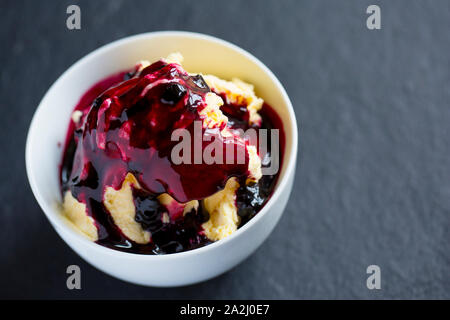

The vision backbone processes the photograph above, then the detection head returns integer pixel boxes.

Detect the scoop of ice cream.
[68,56,250,203]
[62,54,263,247]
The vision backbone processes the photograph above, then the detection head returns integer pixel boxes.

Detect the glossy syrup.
[61,61,284,254]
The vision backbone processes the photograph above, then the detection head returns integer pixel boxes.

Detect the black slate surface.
[0,0,449,299]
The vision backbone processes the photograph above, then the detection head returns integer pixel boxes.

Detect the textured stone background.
[0,0,449,299]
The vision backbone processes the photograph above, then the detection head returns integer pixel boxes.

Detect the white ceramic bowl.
[26,31,298,287]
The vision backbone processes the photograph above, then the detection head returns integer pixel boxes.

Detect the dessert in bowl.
[26,31,297,286]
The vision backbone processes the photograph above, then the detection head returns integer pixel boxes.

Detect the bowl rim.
[25,30,298,261]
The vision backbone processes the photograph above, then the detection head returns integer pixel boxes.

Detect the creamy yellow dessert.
[60,53,274,254]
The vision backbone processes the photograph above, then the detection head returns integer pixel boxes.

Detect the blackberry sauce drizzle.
[60,61,284,254]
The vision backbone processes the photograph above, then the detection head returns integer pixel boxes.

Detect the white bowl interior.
[26,32,297,260]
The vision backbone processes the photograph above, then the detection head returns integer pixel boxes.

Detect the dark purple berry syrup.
[60,60,284,254]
